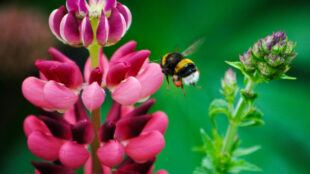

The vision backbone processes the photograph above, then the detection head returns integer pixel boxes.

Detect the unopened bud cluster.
[239,30,297,81]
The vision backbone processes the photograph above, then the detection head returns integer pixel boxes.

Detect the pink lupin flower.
[97,99,168,166]
[22,48,83,112]
[25,101,94,169]
[84,41,164,106]
[49,0,131,47]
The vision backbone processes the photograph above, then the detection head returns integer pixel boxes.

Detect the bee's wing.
[181,38,205,57]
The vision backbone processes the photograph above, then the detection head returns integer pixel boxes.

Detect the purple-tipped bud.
[97,14,109,45]
[66,0,79,13]
[39,116,73,140]
[49,6,67,42]
[222,68,236,88]
[99,121,116,142]
[80,17,94,46]
[104,0,117,12]
[79,0,89,16]
[72,120,95,144]
[89,67,103,85]
[221,68,237,103]
[116,2,132,29]
[60,12,81,45]
[107,8,127,45]
[239,49,255,71]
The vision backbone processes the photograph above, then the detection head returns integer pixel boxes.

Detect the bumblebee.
[160,39,202,95]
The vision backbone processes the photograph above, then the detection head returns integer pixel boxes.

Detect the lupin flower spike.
[235,30,297,82]
[49,0,131,47]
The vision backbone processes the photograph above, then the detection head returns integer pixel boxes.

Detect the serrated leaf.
[229,160,262,173]
[200,129,216,158]
[209,99,230,127]
[280,74,296,80]
[233,145,261,157]
[225,61,243,70]
[240,119,265,127]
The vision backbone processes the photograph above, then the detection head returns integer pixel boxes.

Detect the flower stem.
[88,17,102,174]
[221,78,255,153]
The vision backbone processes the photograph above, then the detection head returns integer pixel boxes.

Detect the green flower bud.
[239,49,256,71]
[221,68,237,104]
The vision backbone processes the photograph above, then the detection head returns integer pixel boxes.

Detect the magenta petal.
[43,81,78,111]
[39,116,73,140]
[59,141,90,169]
[27,131,63,161]
[80,17,94,46]
[48,47,75,64]
[108,8,126,41]
[123,50,151,77]
[63,99,89,124]
[105,101,121,122]
[89,67,103,85]
[96,15,109,45]
[84,158,112,174]
[106,61,129,87]
[116,158,155,174]
[22,77,50,109]
[84,53,109,85]
[24,115,50,137]
[49,6,67,41]
[124,99,155,118]
[99,121,116,142]
[142,111,168,135]
[104,0,116,12]
[79,0,89,15]
[110,41,136,61]
[115,115,152,141]
[136,63,164,99]
[156,170,169,174]
[121,106,135,118]
[97,140,124,167]
[66,0,79,12]
[60,12,81,44]
[32,161,75,174]
[82,82,105,111]
[116,2,132,29]
[125,131,165,163]
[112,77,141,105]
[72,120,95,144]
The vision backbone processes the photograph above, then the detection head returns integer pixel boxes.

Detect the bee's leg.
[165,75,170,90]
[193,83,202,88]
[181,83,186,97]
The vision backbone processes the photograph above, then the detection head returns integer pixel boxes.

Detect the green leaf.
[280,74,296,80]
[200,129,216,158]
[243,107,263,120]
[233,145,261,157]
[225,61,243,70]
[229,160,262,173]
[209,99,230,127]
[240,119,265,127]
[193,146,208,152]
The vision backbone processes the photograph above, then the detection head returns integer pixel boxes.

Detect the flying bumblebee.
[160,39,203,96]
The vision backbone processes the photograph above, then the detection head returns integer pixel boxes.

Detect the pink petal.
[142,111,168,135]
[97,140,125,167]
[125,131,165,163]
[64,99,89,124]
[105,101,121,122]
[60,12,81,44]
[116,158,155,174]
[112,77,141,106]
[121,106,134,118]
[66,0,79,12]
[22,77,50,109]
[156,170,169,174]
[136,63,164,99]
[39,116,73,140]
[96,15,109,45]
[72,120,95,144]
[59,141,90,169]
[124,99,155,118]
[115,115,152,141]
[32,161,75,174]
[104,0,116,12]
[110,41,136,62]
[89,67,103,85]
[49,6,67,41]
[63,106,76,124]
[123,50,151,77]
[79,0,89,15]
[116,2,132,29]
[108,8,126,42]
[48,47,75,64]
[27,131,63,161]
[23,115,50,137]
[82,82,105,111]
[43,81,78,111]
[80,17,94,46]
[84,53,109,85]
[106,61,129,87]
[84,158,112,174]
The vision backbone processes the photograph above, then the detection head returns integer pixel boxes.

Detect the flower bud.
[59,141,89,169]
[221,68,237,103]
[97,140,125,167]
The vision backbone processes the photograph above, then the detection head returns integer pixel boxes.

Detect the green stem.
[221,78,255,153]
[88,17,102,174]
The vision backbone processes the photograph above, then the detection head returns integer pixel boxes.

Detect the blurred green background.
[0,0,310,173]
